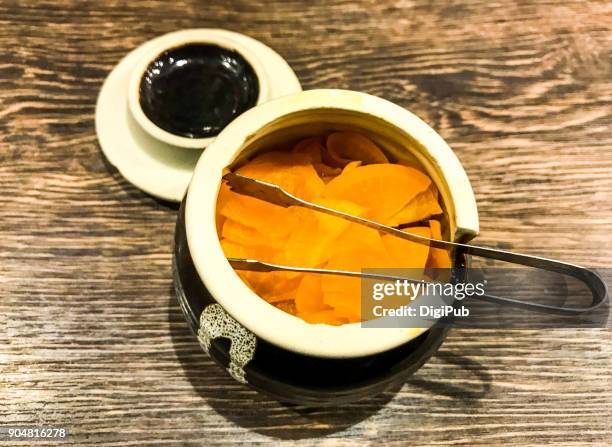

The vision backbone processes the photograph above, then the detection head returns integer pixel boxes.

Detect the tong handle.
[223,173,608,314]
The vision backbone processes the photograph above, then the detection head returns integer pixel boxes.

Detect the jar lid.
[95,29,302,202]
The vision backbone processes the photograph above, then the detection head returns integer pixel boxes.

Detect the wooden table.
[1,1,610,445]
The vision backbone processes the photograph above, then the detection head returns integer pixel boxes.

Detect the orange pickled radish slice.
[284,211,321,267]
[291,137,324,164]
[313,162,342,181]
[216,215,226,238]
[295,274,327,314]
[219,194,299,239]
[321,238,395,321]
[216,182,232,214]
[274,300,297,316]
[237,157,325,202]
[216,182,232,235]
[220,238,248,258]
[324,164,431,224]
[249,272,302,303]
[326,132,389,167]
[387,185,443,227]
[285,199,367,268]
[328,221,383,260]
[295,274,348,325]
[221,219,302,305]
[341,160,362,173]
[222,237,301,303]
[381,226,431,273]
[221,219,285,249]
[220,238,282,268]
[426,219,452,269]
[321,276,361,320]
[315,198,367,235]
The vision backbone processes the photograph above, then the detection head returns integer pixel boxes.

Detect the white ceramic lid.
[95,29,302,202]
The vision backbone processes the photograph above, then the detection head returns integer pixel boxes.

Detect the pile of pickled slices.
[216,132,451,325]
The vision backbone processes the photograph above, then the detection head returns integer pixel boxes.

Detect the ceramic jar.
[173,89,479,405]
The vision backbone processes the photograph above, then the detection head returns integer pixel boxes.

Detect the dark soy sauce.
[139,44,260,139]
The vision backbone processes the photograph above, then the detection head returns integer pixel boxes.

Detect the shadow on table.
[406,350,492,401]
[167,291,492,440]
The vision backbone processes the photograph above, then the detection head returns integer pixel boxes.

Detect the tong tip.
[221,172,299,208]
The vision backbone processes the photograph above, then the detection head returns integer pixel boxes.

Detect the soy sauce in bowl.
[138,43,260,139]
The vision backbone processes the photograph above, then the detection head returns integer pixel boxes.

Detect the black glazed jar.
[175,90,480,405]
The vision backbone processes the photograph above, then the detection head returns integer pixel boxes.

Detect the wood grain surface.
[1,0,611,445]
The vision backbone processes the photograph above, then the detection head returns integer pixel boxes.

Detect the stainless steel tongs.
[222,172,608,314]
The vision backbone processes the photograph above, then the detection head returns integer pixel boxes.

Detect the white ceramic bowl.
[185,89,479,358]
[128,30,270,149]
